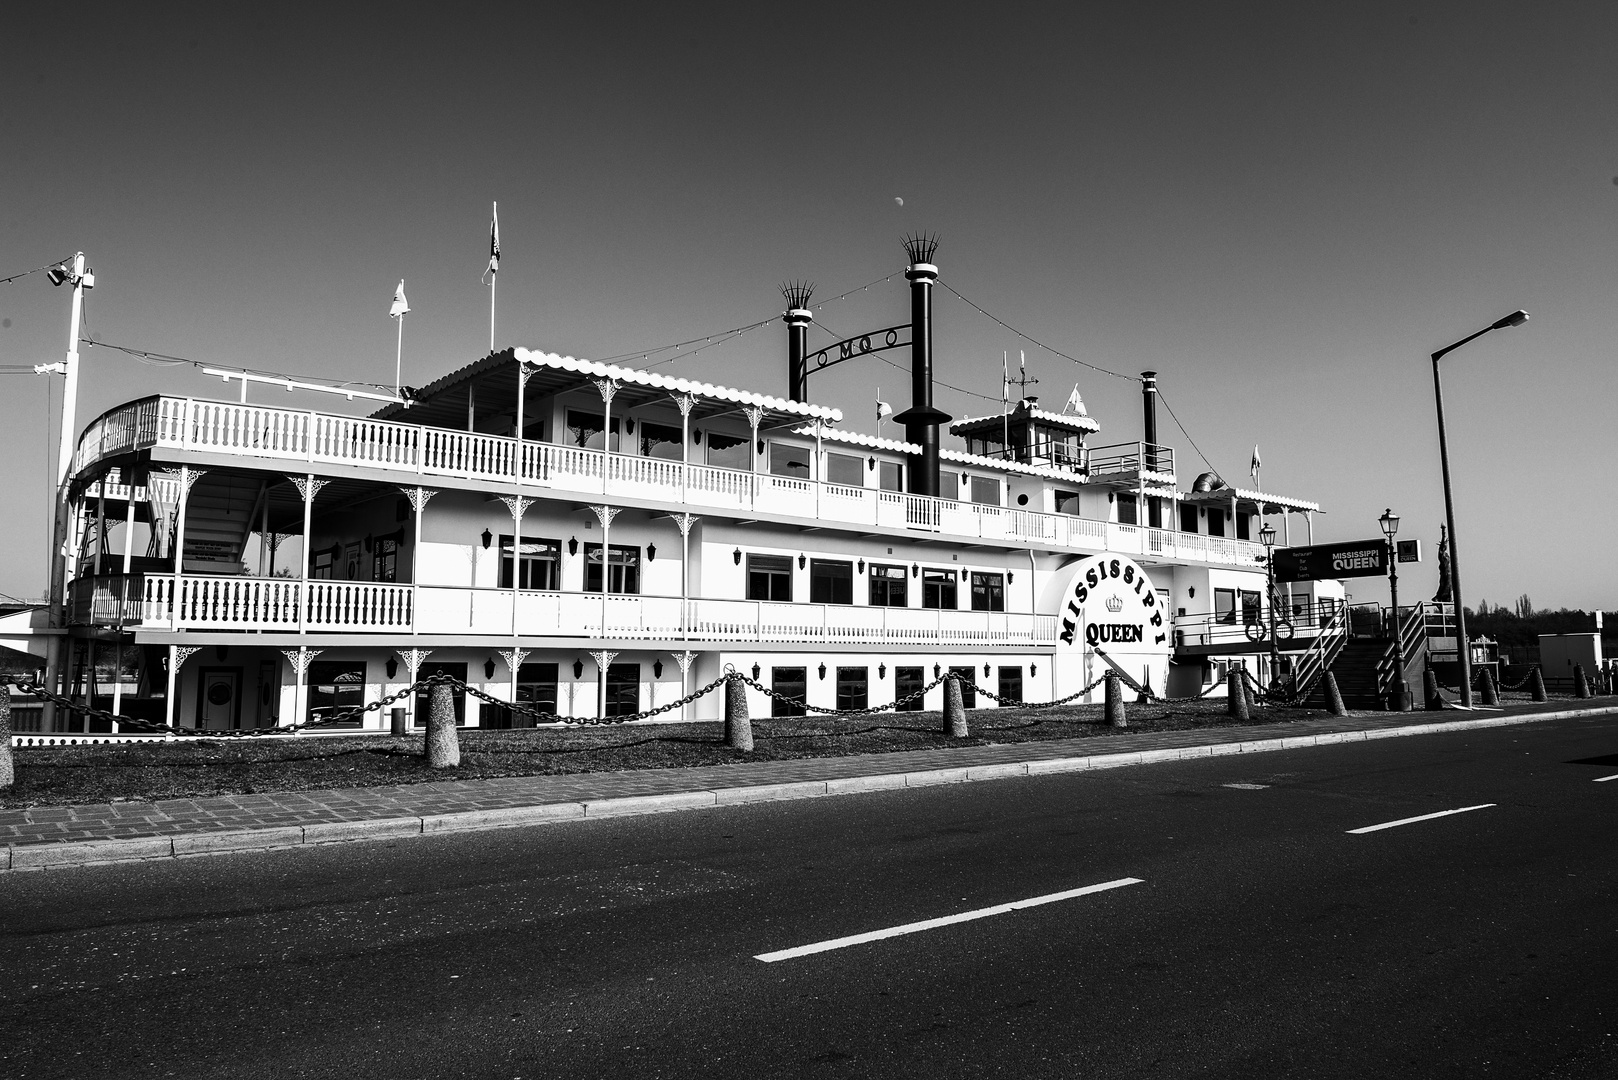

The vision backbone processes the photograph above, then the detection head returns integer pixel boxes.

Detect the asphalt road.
[2,715,1615,1079]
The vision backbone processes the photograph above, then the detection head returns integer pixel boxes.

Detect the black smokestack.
[782,281,814,402]
[1141,371,1158,470]
[892,235,950,497]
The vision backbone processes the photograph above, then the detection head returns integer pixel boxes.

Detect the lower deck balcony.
[77,573,1058,647]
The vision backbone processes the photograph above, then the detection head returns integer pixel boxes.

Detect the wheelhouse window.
[1055,489,1082,516]
[836,667,868,711]
[566,409,618,451]
[639,421,683,461]
[1235,512,1251,540]
[970,572,1005,612]
[584,544,641,594]
[746,554,793,602]
[769,442,811,479]
[771,667,807,717]
[1214,587,1237,625]
[1116,492,1138,525]
[1207,508,1226,537]
[969,476,1001,507]
[826,452,863,487]
[878,460,904,492]
[1179,503,1199,533]
[895,666,925,712]
[705,430,750,470]
[809,559,853,605]
[499,535,560,590]
[372,538,398,582]
[868,564,907,607]
[307,661,365,728]
[922,568,957,610]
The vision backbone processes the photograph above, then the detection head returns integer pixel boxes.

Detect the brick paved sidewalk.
[3,699,1614,871]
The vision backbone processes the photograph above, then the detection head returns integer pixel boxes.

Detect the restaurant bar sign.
[1272,540,1388,582]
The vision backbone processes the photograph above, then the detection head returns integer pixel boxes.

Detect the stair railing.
[1287,599,1348,700]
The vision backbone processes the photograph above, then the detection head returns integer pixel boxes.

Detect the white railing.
[140,575,411,630]
[74,396,1263,568]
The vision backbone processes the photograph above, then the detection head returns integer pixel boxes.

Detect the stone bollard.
[724,673,753,751]
[1104,670,1126,728]
[943,675,968,738]
[1323,670,1347,717]
[0,686,13,789]
[1574,663,1590,699]
[1227,669,1249,721]
[1479,667,1499,707]
[390,706,408,738]
[424,682,460,768]
[1530,666,1548,703]
[1423,669,1445,711]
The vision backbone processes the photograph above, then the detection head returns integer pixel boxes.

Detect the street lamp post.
[1379,508,1408,712]
[1259,520,1279,694]
[1430,310,1528,708]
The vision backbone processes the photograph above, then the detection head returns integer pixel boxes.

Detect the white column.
[500,495,533,636]
[93,480,106,576]
[399,647,432,726]
[674,650,697,721]
[292,476,329,634]
[166,645,202,730]
[169,467,204,632]
[280,647,322,730]
[500,647,530,712]
[590,649,619,719]
[673,393,696,504]
[400,486,436,636]
[594,377,619,497]
[591,505,619,641]
[675,513,697,640]
[514,361,531,484]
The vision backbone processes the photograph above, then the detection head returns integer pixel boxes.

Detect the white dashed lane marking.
[1346,804,1496,835]
[1593,774,1618,783]
[754,878,1144,963]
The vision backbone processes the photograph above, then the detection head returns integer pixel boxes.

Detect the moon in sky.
[894,197,904,206]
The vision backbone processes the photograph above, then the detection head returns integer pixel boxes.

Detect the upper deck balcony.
[72,394,1264,570]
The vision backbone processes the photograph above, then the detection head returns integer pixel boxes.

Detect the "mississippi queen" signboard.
[1272,540,1389,582]
[1052,553,1170,701]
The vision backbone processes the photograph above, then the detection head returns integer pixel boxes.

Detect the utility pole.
[42,253,92,730]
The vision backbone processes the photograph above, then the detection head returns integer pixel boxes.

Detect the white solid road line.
[1346,804,1496,834]
[1594,774,1618,783]
[753,877,1145,963]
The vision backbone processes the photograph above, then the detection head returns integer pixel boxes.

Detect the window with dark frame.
[746,554,793,602]
[583,544,641,594]
[705,430,750,470]
[809,559,853,605]
[922,568,957,610]
[969,476,1001,506]
[895,666,925,712]
[771,667,807,717]
[878,460,904,492]
[639,421,683,460]
[997,666,1023,706]
[1179,503,1199,534]
[307,661,365,728]
[948,665,978,708]
[565,409,618,451]
[311,549,334,580]
[1207,508,1226,537]
[769,442,811,478]
[826,452,863,487]
[1055,489,1082,516]
[868,563,907,607]
[970,572,1005,612]
[516,662,559,726]
[1215,587,1237,625]
[1240,589,1262,624]
[1116,492,1138,525]
[372,538,398,582]
[604,663,640,718]
[836,666,868,711]
[1236,512,1251,541]
[499,535,561,590]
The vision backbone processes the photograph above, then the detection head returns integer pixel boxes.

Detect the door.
[198,668,240,730]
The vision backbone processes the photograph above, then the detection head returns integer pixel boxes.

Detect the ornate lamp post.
[1259,520,1279,693]
[1430,310,1528,708]
[1379,508,1408,712]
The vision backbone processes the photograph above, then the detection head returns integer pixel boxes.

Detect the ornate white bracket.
[670,392,697,418]
[590,505,620,529]
[742,405,765,433]
[291,476,330,504]
[279,647,323,675]
[399,486,438,513]
[398,647,433,677]
[589,649,619,671]
[499,495,534,521]
[673,513,698,537]
[673,650,698,673]
[172,645,203,670]
[498,648,530,673]
[591,377,619,406]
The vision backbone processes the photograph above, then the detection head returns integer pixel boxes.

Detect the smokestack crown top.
[781,281,815,311]
[902,233,939,265]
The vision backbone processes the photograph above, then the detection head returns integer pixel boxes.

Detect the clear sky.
[3,3,1614,610]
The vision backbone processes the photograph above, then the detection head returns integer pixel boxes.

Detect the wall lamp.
[653,660,663,678]
[568,536,579,556]
[386,657,399,679]
[573,659,585,679]
[878,663,887,679]
[733,547,743,565]
[481,528,493,550]
[818,662,827,680]
[647,543,656,562]
[484,657,497,680]
[798,553,806,569]
[751,662,762,681]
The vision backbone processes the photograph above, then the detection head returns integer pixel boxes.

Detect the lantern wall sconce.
[868,456,876,471]
[653,660,663,678]
[911,563,919,577]
[1008,572,1015,583]
[933,663,942,679]
[573,659,585,679]
[386,657,399,679]
[878,663,887,679]
[857,558,865,574]
[818,663,827,680]
[1030,663,1038,676]
[984,663,991,677]
[693,429,703,444]
[623,417,635,434]
[481,528,493,549]
[751,663,761,681]
[733,547,743,565]
[484,657,497,680]
[959,567,968,581]
[798,553,806,569]
[757,439,765,454]
[647,543,656,561]
[568,536,579,556]
[1188,586,1196,598]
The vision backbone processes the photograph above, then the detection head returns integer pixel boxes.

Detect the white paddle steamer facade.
[52,247,1335,732]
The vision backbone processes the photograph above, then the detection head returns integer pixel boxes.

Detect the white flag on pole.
[1065,385,1086,415]
[389,280,410,319]
[1250,446,1262,478]
[487,202,501,277]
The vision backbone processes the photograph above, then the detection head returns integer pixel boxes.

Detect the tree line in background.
[1465,596,1614,660]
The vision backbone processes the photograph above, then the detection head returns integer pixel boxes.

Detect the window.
[307,662,365,728]
[372,538,398,582]
[639,422,683,460]
[869,563,907,607]
[1235,512,1251,541]
[1179,503,1199,534]
[879,460,904,492]
[826,452,863,487]
[1240,589,1262,625]
[895,666,925,712]
[1214,588,1237,625]
[809,559,853,605]
[948,666,978,708]
[1055,489,1082,516]
[970,572,1005,612]
[311,548,334,580]
[1207,508,1226,537]
[771,667,807,717]
[583,544,640,594]
[1116,492,1138,525]
[769,442,811,478]
[414,662,467,727]
[706,431,750,470]
[1147,496,1164,529]
[515,662,559,727]
[969,476,1001,507]
[604,663,640,718]
[566,409,618,451]
[922,568,957,610]
[836,666,868,711]
[747,554,793,602]
[499,535,560,590]
[998,666,1023,706]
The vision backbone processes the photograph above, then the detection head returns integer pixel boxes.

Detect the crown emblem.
[1105,595,1123,612]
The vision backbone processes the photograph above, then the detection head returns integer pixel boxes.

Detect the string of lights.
[934,279,1139,383]
[78,336,402,394]
[0,257,77,287]
[812,319,1003,405]
[1156,387,1220,478]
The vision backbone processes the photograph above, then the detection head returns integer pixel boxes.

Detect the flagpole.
[490,274,495,354]
[396,310,404,396]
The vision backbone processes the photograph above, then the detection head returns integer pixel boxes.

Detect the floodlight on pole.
[1429,310,1529,708]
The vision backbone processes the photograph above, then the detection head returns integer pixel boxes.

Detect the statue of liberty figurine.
[1433,524,1452,603]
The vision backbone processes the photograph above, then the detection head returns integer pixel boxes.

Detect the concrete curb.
[4,704,1614,872]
